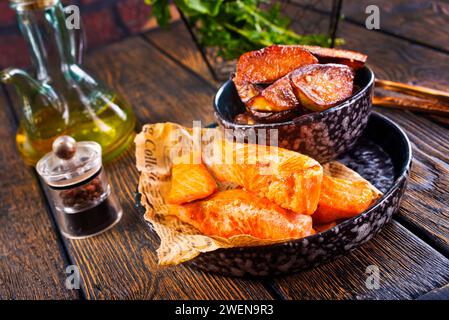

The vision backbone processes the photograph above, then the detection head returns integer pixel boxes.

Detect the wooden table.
[1,2,449,300]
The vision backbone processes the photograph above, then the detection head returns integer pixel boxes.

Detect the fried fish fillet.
[166,159,217,205]
[168,189,314,240]
[290,64,354,112]
[312,176,377,224]
[205,140,323,215]
[298,45,368,70]
[233,45,318,103]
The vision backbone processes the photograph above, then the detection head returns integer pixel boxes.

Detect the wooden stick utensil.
[374,79,449,117]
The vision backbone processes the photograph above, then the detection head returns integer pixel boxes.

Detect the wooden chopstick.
[373,95,449,117]
[375,79,449,104]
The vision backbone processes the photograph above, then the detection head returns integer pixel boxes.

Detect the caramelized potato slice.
[234,45,318,102]
[232,80,263,104]
[235,45,319,84]
[312,176,377,224]
[246,75,299,112]
[290,64,354,112]
[234,112,256,125]
[299,45,368,70]
[166,158,217,205]
[246,107,305,124]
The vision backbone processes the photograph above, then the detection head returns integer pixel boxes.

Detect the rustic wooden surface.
[287,4,449,257]
[273,222,449,300]
[1,3,449,300]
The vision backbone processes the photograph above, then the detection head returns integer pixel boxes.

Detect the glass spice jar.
[36,136,122,239]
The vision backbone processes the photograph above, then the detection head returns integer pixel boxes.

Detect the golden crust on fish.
[205,140,323,215]
[312,176,377,224]
[166,158,217,205]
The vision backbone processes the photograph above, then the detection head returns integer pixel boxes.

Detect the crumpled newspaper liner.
[135,122,382,266]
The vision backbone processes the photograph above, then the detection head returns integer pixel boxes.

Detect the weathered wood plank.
[288,0,449,52]
[145,22,217,84]
[375,108,449,255]
[341,0,449,53]
[52,37,274,299]
[272,222,449,300]
[337,18,449,92]
[278,2,449,92]
[0,88,78,300]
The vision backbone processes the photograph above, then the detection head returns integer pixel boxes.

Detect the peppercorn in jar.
[36,136,122,239]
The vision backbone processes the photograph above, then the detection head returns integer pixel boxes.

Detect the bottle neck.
[16,1,76,82]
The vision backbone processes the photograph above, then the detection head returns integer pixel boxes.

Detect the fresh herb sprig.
[145,0,343,60]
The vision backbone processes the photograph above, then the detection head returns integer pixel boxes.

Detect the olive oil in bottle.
[2,0,137,166]
[15,92,135,165]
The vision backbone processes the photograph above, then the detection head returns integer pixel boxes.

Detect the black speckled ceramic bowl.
[136,112,412,277]
[214,66,375,163]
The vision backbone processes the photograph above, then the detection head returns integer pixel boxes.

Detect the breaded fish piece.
[166,159,217,205]
[233,45,318,102]
[205,140,323,215]
[312,176,377,224]
[168,189,314,240]
[290,64,354,112]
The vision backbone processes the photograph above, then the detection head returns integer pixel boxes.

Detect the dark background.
[0,0,158,68]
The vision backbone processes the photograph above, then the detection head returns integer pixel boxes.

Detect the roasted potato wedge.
[290,64,354,112]
[298,45,368,70]
[232,79,263,104]
[246,75,299,112]
[234,112,256,125]
[235,45,319,84]
[233,45,318,102]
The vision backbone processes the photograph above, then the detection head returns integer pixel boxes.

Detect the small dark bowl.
[185,112,412,276]
[214,66,375,163]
